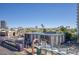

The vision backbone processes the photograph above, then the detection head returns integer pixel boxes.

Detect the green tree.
[65,32,72,40]
[60,26,67,32]
[60,26,73,42]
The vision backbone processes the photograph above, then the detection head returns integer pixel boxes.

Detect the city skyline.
[0,3,77,28]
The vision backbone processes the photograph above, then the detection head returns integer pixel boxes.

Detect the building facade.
[24,32,65,48]
[0,20,7,29]
[77,4,79,42]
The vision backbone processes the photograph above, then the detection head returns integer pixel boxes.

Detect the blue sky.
[0,3,77,28]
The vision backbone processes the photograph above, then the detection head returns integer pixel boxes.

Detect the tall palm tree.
[41,24,44,32]
[41,24,44,29]
[41,24,46,32]
[35,26,38,29]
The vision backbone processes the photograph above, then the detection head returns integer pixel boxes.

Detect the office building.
[0,20,7,29]
[77,4,79,41]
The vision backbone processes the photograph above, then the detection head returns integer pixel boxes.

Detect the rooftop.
[25,32,64,36]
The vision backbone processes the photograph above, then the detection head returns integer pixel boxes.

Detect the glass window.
[58,35,60,45]
[54,35,56,44]
[45,35,51,44]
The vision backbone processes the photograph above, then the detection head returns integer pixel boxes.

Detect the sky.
[0,3,77,28]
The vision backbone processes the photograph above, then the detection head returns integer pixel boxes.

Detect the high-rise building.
[0,20,7,29]
[77,4,79,41]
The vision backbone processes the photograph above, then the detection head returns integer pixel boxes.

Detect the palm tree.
[35,26,38,29]
[60,26,67,32]
[41,24,44,29]
[41,24,46,32]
